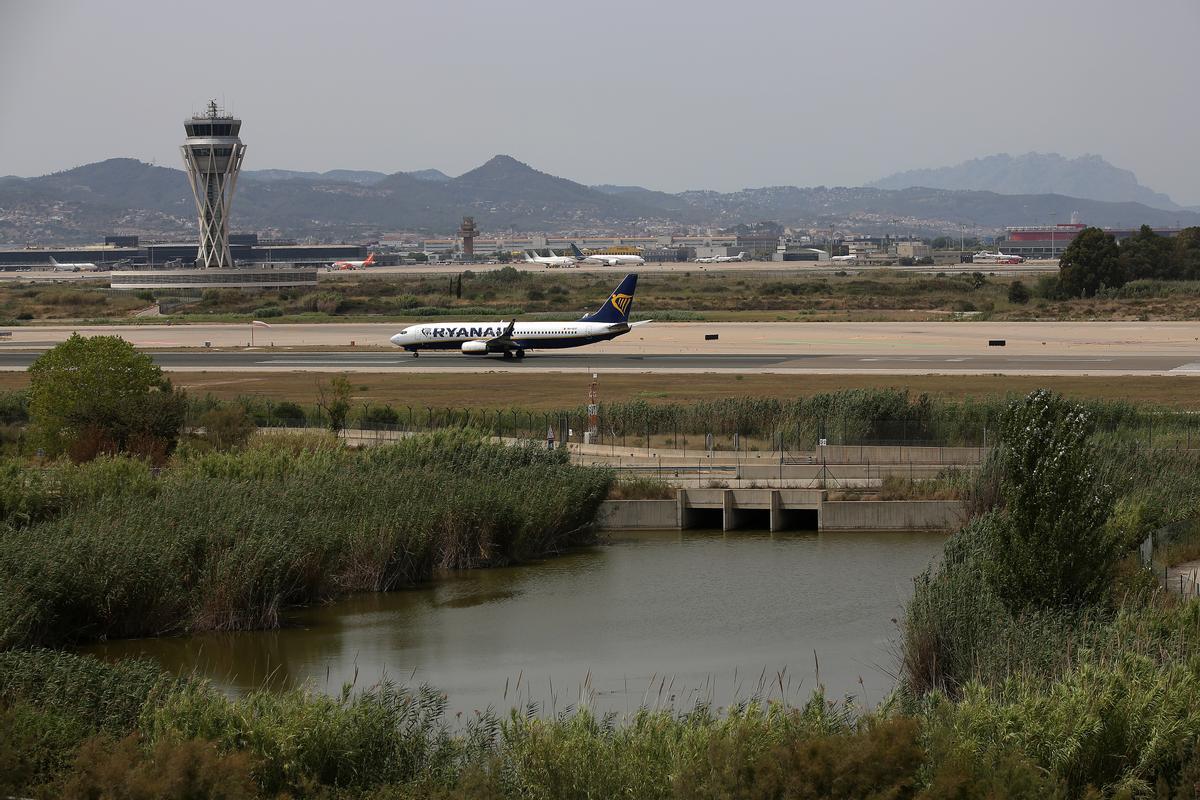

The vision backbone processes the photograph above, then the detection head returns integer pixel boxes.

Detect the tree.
[1057,226,1123,297]
[28,334,185,461]
[1118,224,1177,281]
[315,374,352,434]
[984,390,1118,609]
[1173,227,1200,280]
[1007,280,1031,304]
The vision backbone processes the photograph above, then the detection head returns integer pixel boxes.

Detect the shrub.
[250,306,282,318]
[198,406,256,451]
[270,401,306,427]
[360,404,400,429]
[61,735,257,800]
[1007,280,1031,304]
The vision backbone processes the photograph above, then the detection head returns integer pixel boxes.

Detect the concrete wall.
[820,500,965,531]
[596,500,679,530]
[816,445,987,465]
[738,463,964,481]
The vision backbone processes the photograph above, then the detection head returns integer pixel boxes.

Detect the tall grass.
[0,430,611,648]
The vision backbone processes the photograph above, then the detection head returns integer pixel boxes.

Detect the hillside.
[2,155,1198,243]
[872,152,1181,211]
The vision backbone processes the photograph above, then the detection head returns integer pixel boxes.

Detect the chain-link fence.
[220,404,1200,458]
[1141,516,1200,597]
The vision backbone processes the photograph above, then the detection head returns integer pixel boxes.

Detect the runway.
[0,350,1197,376]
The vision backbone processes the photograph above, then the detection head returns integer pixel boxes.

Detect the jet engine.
[461,340,490,355]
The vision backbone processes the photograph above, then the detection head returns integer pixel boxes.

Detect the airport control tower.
[181,101,245,268]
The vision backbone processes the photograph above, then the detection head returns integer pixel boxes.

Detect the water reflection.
[81,530,944,713]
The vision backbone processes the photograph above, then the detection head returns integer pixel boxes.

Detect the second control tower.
[181,101,245,268]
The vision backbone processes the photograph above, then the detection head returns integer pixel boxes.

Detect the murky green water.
[81,530,945,714]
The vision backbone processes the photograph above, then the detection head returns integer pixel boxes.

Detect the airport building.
[998,221,1185,258]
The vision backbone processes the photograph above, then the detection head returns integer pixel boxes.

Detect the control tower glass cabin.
[181,101,245,268]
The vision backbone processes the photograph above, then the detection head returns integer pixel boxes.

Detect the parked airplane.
[696,252,747,264]
[569,244,645,266]
[523,248,577,268]
[830,254,858,263]
[331,253,376,270]
[389,274,648,358]
[48,256,100,272]
[971,251,1025,265]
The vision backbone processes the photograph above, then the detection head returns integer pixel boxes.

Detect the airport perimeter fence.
[1141,516,1200,598]
[224,404,1200,459]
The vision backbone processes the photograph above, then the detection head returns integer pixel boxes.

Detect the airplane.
[830,254,858,263]
[389,273,649,359]
[695,251,747,264]
[569,243,645,266]
[48,256,100,272]
[523,248,577,268]
[330,252,376,270]
[971,251,1025,265]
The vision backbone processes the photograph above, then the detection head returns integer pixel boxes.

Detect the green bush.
[360,404,400,428]
[1007,280,1031,304]
[270,401,306,426]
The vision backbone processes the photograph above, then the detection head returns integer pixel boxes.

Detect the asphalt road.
[0,350,1195,375]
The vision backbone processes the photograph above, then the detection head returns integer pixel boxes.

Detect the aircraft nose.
[390,332,404,346]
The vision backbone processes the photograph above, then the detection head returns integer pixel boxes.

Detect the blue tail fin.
[580,274,637,323]
[570,243,585,259]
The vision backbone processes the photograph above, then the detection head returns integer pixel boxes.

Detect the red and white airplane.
[331,253,376,270]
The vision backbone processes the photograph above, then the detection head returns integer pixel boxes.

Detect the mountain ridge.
[2,155,1197,243]
[871,152,1180,211]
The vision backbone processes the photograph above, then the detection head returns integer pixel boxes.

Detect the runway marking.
[1171,363,1200,373]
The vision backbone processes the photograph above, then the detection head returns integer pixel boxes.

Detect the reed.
[0,430,611,648]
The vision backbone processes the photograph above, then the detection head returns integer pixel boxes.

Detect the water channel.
[82,530,946,714]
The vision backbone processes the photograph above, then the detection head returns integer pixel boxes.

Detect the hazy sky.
[2,0,1198,203]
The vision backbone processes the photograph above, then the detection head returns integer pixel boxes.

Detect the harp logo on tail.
[610,293,633,316]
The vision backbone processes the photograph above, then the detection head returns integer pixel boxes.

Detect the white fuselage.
[696,252,746,264]
[390,319,629,353]
[581,254,645,266]
[971,251,1024,264]
[52,262,99,271]
[524,252,577,268]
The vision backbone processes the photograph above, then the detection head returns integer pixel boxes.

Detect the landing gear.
[514,350,526,360]
[502,351,513,360]
[411,351,419,358]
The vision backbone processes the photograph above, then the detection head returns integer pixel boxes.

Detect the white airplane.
[523,248,577,268]
[48,256,100,272]
[971,251,1025,265]
[696,251,747,264]
[331,252,376,270]
[569,244,645,266]
[830,254,858,263]
[390,274,649,359]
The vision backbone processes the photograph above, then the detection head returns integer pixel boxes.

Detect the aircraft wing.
[484,319,518,350]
